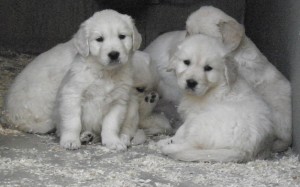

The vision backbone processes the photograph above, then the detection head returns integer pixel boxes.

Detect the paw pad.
[144,92,159,103]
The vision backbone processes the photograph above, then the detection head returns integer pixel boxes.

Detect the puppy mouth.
[185,86,196,93]
[185,85,208,96]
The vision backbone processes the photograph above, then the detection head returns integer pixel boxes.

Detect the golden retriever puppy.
[131,51,172,136]
[186,6,291,152]
[157,34,274,162]
[120,51,172,146]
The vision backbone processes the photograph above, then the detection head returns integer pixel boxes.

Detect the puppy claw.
[60,139,81,150]
[102,138,127,151]
[80,131,96,145]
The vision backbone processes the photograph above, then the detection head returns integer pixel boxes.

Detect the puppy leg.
[157,123,186,147]
[57,70,89,150]
[142,114,173,135]
[120,95,140,146]
[58,102,82,149]
[101,104,127,151]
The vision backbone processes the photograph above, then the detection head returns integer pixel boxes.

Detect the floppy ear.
[73,21,89,57]
[166,45,181,72]
[122,15,142,51]
[132,24,142,51]
[224,56,237,87]
[217,20,245,52]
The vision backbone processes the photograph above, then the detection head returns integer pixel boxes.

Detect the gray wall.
[0,0,245,53]
[289,1,300,154]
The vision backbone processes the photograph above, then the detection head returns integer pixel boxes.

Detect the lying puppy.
[146,6,291,152]
[157,34,274,162]
[186,6,291,152]
[5,10,142,150]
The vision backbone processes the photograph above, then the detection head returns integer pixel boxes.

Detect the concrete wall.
[0,0,245,53]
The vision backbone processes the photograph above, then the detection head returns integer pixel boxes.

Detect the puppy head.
[131,51,158,96]
[73,9,142,68]
[186,6,245,52]
[169,34,236,96]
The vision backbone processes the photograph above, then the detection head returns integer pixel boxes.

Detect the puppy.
[5,10,142,151]
[5,38,77,134]
[186,6,291,152]
[54,10,142,150]
[157,34,274,162]
[83,51,173,146]
[146,6,291,152]
[144,31,186,104]
[131,51,172,136]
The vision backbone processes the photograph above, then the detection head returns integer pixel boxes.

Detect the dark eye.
[136,87,145,93]
[204,65,213,71]
[96,37,104,42]
[183,60,190,66]
[119,34,126,40]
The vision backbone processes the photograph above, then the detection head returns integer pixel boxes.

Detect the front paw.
[144,91,159,105]
[60,135,81,150]
[120,134,131,146]
[102,137,127,151]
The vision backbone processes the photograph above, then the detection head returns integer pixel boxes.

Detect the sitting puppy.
[130,51,172,136]
[82,51,173,146]
[5,10,142,150]
[146,6,291,152]
[157,34,274,163]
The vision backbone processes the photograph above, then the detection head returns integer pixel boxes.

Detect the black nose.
[186,79,198,89]
[108,51,120,60]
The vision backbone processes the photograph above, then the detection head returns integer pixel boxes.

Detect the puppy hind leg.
[141,114,173,136]
[80,131,100,145]
[131,129,147,145]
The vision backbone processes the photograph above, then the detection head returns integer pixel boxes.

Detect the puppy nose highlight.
[186,79,198,89]
[108,51,120,60]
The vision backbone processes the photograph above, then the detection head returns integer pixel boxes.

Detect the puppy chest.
[81,80,129,107]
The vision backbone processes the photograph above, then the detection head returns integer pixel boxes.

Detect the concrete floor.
[1,127,300,187]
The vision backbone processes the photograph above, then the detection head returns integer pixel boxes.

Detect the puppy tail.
[162,145,249,162]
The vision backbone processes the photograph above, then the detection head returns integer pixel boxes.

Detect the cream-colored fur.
[158,34,274,162]
[146,6,291,152]
[5,10,142,151]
